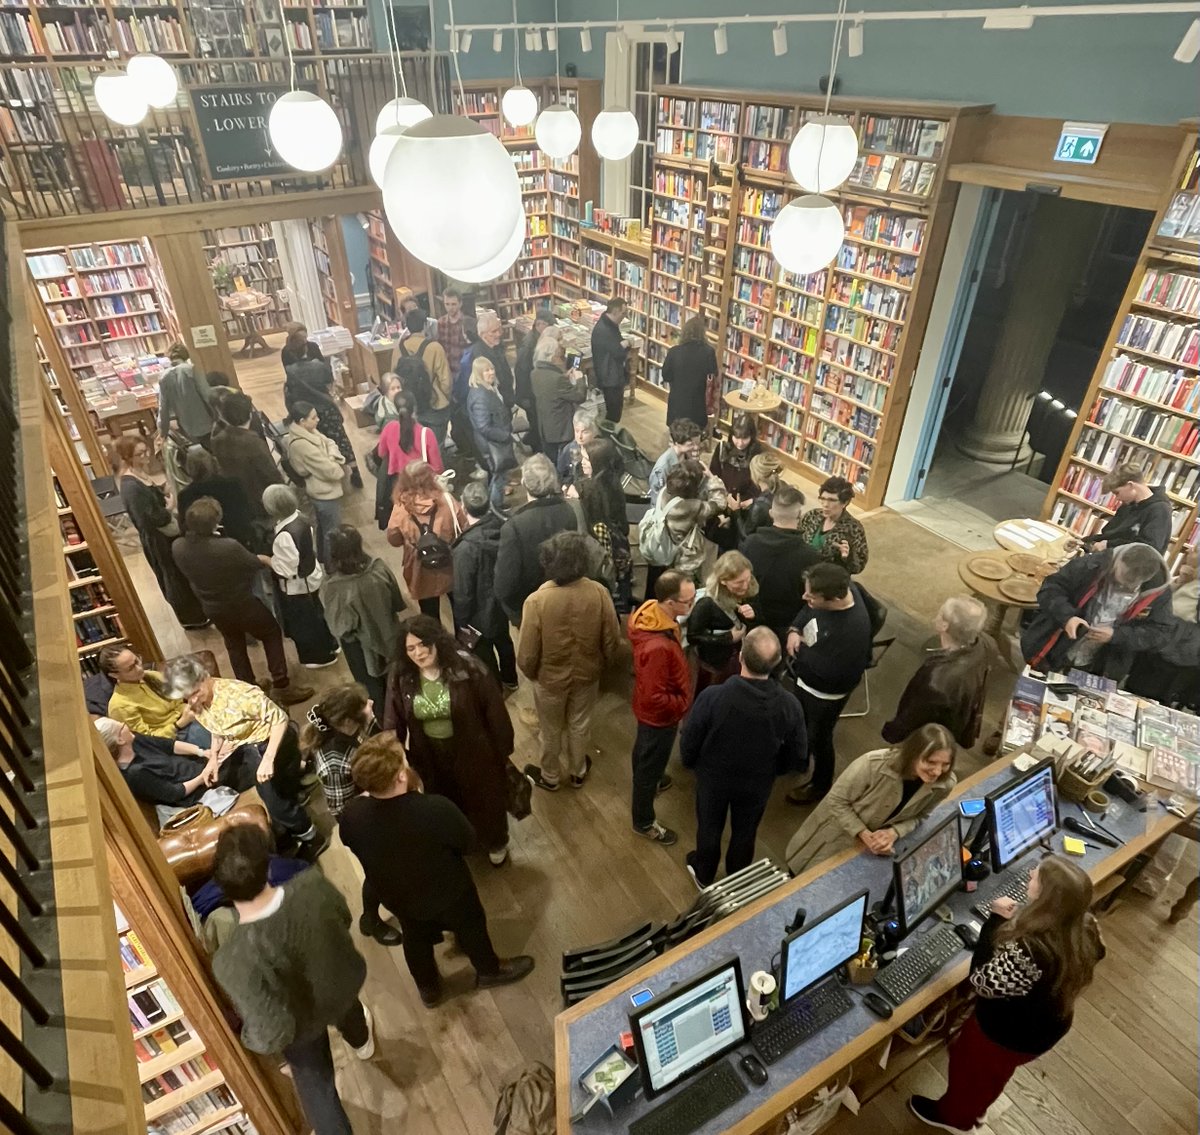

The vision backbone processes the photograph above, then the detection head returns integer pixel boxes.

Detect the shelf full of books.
[204,223,294,338]
[644,86,981,504]
[1046,129,1200,566]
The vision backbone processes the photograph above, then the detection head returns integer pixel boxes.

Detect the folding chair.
[842,635,897,718]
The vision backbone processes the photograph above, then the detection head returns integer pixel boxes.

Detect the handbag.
[506,763,533,821]
[157,801,269,885]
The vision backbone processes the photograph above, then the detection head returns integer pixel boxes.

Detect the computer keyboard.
[874,925,963,1005]
[628,1058,749,1135]
[971,869,1031,919]
[751,978,853,1064]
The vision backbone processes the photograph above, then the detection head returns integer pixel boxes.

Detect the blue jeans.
[176,721,212,749]
[283,1000,368,1135]
[309,498,341,566]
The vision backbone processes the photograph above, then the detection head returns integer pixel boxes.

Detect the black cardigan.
[687,595,759,671]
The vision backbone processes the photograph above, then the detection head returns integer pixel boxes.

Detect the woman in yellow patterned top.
[162,655,326,860]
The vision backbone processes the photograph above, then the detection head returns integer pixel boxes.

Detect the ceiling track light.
[546,27,557,50]
[848,20,864,57]
[714,23,728,54]
[531,26,544,50]
[580,26,592,52]
[1175,16,1200,61]
[615,25,628,52]
[492,28,503,51]
[664,27,679,53]
[772,23,787,55]
[457,29,472,52]
[982,8,1035,29]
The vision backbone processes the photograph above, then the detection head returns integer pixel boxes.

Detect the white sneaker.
[351,1005,375,1060]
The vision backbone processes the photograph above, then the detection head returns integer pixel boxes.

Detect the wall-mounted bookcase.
[1046,128,1200,568]
[643,85,986,506]
[203,222,294,338]
[580,226,651,385]
[0,0,191,62]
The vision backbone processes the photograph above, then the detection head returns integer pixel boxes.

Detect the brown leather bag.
[157,802,269,885]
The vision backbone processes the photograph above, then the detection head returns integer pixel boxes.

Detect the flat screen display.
[987,760,1059,872]
[781,890,868,1002]
[894,811,964,938]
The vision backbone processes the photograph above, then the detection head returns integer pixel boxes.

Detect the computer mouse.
[955,921,981,949]
[739,1053,769,1086]
[862,991,894,1019]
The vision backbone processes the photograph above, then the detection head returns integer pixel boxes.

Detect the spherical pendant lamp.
[373,96,432,136]
[381,115,523,273]
[501,84,538,128]
[769,195,845,275]
[535,103,581,160]
[268,90,343,172]
[94,72,148,127]
[787,115,859,193]
[126,53,178,109]
[590,105,638,160]
[451,213,527,283]
[368,124,406,188]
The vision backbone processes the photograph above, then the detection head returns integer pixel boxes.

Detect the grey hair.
[477,309,501,334]
[520,453,559,498]
[533,333,563,366]
[161,654,213,700]
[262,483,299,519]
[573,408,598,432]
[938,596,987,647]
[93,717,124,755]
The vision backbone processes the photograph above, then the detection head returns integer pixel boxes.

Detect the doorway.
[895,189,1152,548]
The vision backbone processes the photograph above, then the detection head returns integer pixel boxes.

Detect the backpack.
[413,493,461,572]
[494,1062,554,1135]
[638,495,683,567]
[452,343,476,406]
[565,498,615,585]
[398,337,435,414]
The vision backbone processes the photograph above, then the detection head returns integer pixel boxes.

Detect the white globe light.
[501,84,538,127]
[449,213,527,282]
[590,106,638,160]
[374,96,432,136]
[787,115,860,193]
[268,90,343,172]
[368,124,406,188]
[382,115,523,273]
[94,72,148,127]
[126,53,178,109]
[535,103,581,159]
[769,195,845,275]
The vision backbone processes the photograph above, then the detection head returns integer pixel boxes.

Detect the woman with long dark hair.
[375,390,442,529]
[710,413,762,505]
[112,436,208,629]
[386,462,466,622]
[382,615,514,865]
[662,315,718,431]
[577,436,633,614]
[909,856,1105,1132]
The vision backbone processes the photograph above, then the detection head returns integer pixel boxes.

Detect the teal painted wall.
[422,0,1197,125]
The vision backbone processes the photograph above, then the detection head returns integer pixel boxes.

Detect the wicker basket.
[1056,760,1110,804]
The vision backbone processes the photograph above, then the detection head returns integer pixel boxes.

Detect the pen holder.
[847,958,878,986]
[1055,761,1110,805]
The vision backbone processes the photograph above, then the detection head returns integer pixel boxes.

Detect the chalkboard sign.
[188,84,307,180]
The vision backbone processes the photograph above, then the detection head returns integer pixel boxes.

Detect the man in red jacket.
[628,570,696,845]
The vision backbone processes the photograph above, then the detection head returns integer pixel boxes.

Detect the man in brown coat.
[518,531,621,791]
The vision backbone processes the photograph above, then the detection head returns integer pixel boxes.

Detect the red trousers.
[935,1014,1039,1129]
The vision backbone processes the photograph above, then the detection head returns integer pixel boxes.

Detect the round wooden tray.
[999,576,1040,603]
[1007,552,1045,576]
[968,555,1010,581]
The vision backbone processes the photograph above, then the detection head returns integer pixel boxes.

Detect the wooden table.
[724,389,783,417]
[554,753,1193,1133]
[993,517,1075,560]
[957,554,1041,668]
[226,297,272,357]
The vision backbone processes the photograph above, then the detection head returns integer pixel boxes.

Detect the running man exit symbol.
[1054,122,1108,165]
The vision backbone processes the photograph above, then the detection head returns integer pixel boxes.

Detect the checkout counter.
[554,751,1192,1133]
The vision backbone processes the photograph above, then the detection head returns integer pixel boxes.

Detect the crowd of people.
[94,296,1191,1135]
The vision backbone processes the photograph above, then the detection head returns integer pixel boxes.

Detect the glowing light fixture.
[769,194,844,275]
[269,90,343,172]
[127,53,177,108]
[536,102,581,159]
[452,213,528,283]
[503,0,539,126]
[788,115,859,193]
[94,71,148,127]
[591,105,638,160]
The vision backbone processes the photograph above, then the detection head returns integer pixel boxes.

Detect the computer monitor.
[629,956,748,1100]
[893,811,964,939]
[986,758,1059,873]
[780,889,869,1003]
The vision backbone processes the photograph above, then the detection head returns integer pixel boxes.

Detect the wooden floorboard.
[106,334,1198,1134]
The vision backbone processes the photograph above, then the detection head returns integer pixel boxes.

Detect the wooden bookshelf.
[1044,126,1200,568]
[646,85,988,506]
[579,225,651,386]
[0,0,192,62]
[203,223,293,337]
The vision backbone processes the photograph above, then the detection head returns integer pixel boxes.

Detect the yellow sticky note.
[1063,836,1087,857]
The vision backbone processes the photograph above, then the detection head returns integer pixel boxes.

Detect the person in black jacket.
[663,315,718,431]
[452,483,517,687]
[338,732,534,1008]
[590,296,629,424]
[494,455,581,626]
[785,563,874,804]
[176,449,258,550]
[741,484,820,642]
[1020,543,1173,678]
[909,856,1104,1132]
[681,628,806,887]
[686,550,760,692]
[514,307,553,452]
[1081,463,1173,554]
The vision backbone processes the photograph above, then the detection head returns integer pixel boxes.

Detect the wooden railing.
[1,52,447,219]
[1,216,142,1131]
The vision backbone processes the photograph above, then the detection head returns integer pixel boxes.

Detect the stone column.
[958,195,1101,464]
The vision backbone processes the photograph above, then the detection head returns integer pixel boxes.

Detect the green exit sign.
[1054,121,1108,165]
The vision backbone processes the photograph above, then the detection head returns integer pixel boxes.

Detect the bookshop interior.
[3,3,1200,1135]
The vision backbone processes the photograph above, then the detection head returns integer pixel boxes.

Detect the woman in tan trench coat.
[786,723,958,875]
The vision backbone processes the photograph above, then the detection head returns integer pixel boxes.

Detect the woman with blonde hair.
[662,314,718,430]
[466,354,515,513]
[386,461,467,620]
[739,451,783,542]
[686,551,760,691]
[785,723,958,874]
[910,856,1105,1131]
